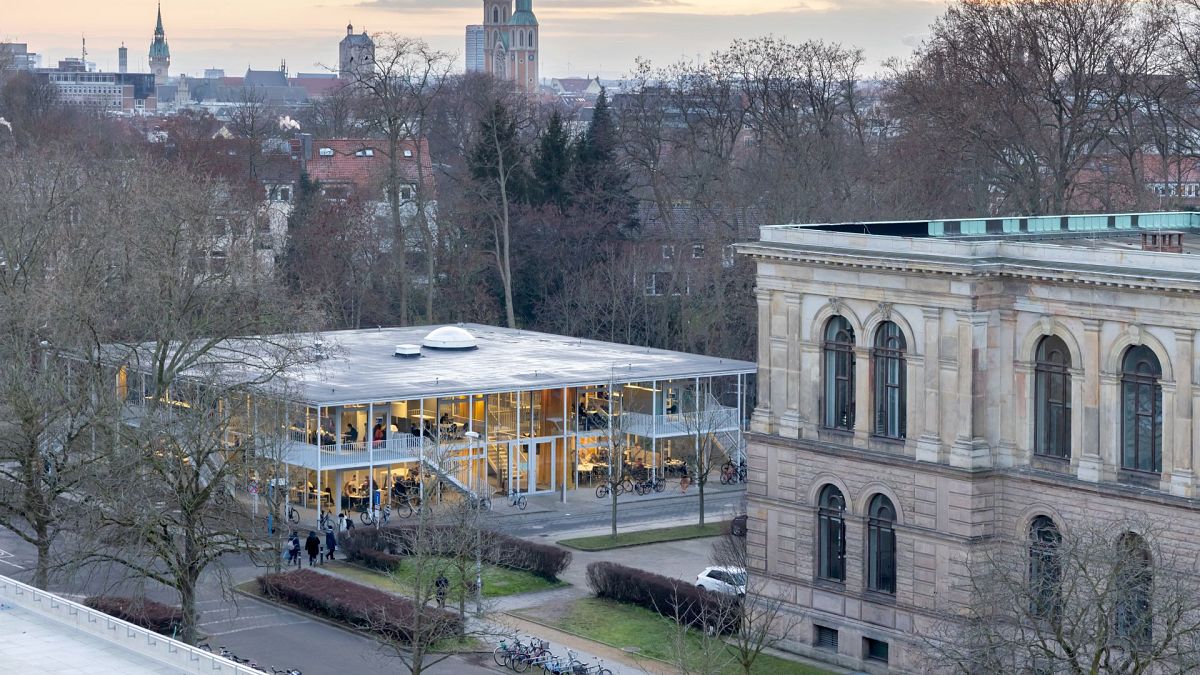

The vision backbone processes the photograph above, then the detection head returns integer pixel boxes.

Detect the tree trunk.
[34,531,50,590]
[698,478,706,527]
[388,133,409,325]
[179,571,198,644]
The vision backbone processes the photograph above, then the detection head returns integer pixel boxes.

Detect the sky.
[4,0,950,80]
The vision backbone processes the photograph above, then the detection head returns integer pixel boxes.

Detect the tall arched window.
[518,30,524,47]
[1028,516,1061,619]
[1115,533,1153,647]
[823,317,855,430]
[816,485,846,582]
[872,322,906,439]
[493,6,500,23]
[1121,346,1162,473]
[1034,336,1071,458]
[866,494,896,594]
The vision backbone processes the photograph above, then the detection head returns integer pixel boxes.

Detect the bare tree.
[681,378,739,527]
[922,518,1200,674]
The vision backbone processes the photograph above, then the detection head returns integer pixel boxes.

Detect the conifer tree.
[532,109,573,210]
[572,88,638,232]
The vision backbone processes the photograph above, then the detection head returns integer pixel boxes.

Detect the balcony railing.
[621,406,740,438]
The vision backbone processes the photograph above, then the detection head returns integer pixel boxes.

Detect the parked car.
[695,566,747,597]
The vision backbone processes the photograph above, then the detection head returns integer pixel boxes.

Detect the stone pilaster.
[916,307,942,463]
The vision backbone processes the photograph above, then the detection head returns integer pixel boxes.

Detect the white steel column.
[737,373,745,464]
[561,386,568,503]
[316,405,323,519]
[419,399,425,505]
[515,390,521,495]
[651,380,657,481]
[367,402,375,521]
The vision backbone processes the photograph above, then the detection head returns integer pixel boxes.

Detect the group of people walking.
[287,527,339,567]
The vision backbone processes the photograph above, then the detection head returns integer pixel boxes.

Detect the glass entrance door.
[510,441,530,493]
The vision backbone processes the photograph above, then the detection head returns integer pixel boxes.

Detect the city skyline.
[6,0,947,79]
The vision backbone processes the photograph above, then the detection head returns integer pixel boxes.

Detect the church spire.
[155,3,165,36]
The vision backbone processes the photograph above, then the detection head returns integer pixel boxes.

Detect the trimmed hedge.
[258,569,462,643]
[377,525,571,582]
[84,596,183,635]
[585,561,740,634]
[340,527,404,571]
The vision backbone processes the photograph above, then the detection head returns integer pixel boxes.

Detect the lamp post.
[464,430,483,614]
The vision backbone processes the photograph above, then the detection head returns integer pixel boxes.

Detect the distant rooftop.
[274,324,754,406]
[773,211,1200,241]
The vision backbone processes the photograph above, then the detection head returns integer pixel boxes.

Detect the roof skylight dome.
[422,325,478,350]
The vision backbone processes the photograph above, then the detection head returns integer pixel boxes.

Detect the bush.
[258,569,462,643]
[341,528,404,571]
[84,596,183,635]
[379,525,571,582]
[585,561,740,634]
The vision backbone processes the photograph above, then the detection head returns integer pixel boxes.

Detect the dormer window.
[355,148,374,157]
[318,147,334,157]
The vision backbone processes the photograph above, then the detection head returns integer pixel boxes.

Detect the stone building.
[148,2,170,83]
[339,23,375,80]
[736,212,1200,671]
[474,0,539,93]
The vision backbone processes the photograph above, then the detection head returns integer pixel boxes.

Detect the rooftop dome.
[422,326,478,350]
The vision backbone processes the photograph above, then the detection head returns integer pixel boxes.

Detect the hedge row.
[346,524,571,581]
[585,561,740,634]
[84,596,183,635]
[258,569,462,643]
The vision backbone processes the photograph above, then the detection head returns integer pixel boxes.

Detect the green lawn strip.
[557,522,727,551]
[328,558,565,599]
[517,597,835,675]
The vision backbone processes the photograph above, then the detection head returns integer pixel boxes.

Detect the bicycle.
[720,460,747,485]
[270,668,303,675]
[509,638,549,672]
[633,476,666,495]
[494,637,528,668]
[507,490,527,511]
[286,506,300,524]
[466,493,492,512]
[571,659,612,675]
[359,503,391,526]
[318,510,334,530]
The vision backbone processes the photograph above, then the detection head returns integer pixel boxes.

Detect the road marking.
[0,550,25,570]
[202,619,308,636]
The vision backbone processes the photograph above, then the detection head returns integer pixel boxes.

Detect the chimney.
[298,133,313,172]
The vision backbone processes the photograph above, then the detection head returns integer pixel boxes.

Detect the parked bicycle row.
[494,636,612,675]
[198,642,301,674]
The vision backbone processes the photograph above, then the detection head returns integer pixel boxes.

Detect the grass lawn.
[328,558,565,599]
[522,597,835,675]
[557,522,727,551]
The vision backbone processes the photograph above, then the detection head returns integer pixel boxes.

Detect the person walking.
[325,527,337,561]
[435,572,450,608]
[338,512,346,532]
[305,530,321,566]
[287,531,301,567]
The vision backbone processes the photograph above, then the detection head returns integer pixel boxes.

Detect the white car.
[695,566,747,597]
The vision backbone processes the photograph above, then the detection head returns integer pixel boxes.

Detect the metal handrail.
[0,574,263,674]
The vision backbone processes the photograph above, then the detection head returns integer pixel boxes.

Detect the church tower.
[148,2,170,82]
[508,0,539,93]
[483,1,511,80]
[339,23,376,80]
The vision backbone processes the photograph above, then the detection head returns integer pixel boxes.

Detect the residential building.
[115,324,752,510]
[736,211,1200,671]
[149,2,170,82]
[339,23,375,80]
[551,76,602,99]
[478,0,539,93]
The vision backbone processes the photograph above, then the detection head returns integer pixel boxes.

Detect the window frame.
[871,322,906,439]
[822,317,856,431]
[1120,346,1162,474]
[866,494,897,594]
[1028,515,1062,620]
[1033,336,1072,459]
[1114,532,1153,648]
[816,485,847,582]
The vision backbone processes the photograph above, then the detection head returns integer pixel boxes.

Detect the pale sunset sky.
[4,0,949,79]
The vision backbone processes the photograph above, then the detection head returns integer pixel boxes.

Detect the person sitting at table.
[439,412,451,425]
[372,423,385,448]
[343,424,358,445]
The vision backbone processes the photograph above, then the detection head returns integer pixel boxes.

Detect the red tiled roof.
[290,138,435,198]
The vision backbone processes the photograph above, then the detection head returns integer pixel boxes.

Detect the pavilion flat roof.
[278,324,754,406]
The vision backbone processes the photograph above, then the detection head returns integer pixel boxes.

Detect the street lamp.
[464,430,483,614]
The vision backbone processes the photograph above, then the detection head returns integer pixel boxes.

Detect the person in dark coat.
[325,528,337,561]
[305,530,321,566]
[435,573,450,608]
[287,531,301,566]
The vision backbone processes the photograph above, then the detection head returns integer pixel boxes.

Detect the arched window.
[866,494,896,594]
[872,322,906,439]
[823,317,855,430]
[816,485,846,582]
[493,6,500,23]
[518,31,524,47]
[1121,346,1162,473]
[1115,533,1153,647]
[1034,336,1071,458]
[1028,516,1061,619]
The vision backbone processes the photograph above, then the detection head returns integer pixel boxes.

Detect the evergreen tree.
[532,110,572,210]
[572,87,638,232]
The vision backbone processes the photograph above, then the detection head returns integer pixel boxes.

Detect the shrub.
[258,569,462,643]
[84,596,183,636]
[378,525,571,582]
[585,561,740,634]
[341,527,404,571]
